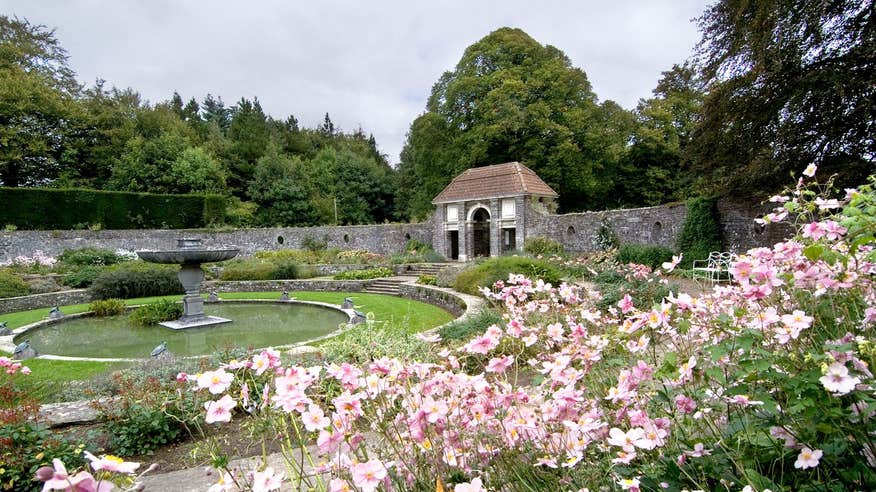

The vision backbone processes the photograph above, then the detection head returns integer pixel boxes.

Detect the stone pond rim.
[137,238,240,329]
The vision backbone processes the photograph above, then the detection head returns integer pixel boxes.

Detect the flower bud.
[35,466,54,481]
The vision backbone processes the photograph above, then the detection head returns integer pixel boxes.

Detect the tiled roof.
[432,162,558,204]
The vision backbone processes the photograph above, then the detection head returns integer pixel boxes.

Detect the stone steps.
[363,278,409,295]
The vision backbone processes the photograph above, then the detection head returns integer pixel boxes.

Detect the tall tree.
[0,16,79,186]
[225,97,270,195]
[691,0,875,194]
[397,27,633,217]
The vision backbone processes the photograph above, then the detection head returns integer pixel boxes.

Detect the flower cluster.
[34,452,153,491]
[0,250,57,268]
[187,169,876,490]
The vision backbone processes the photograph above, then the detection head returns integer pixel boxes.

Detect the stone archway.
[471,207,491,257]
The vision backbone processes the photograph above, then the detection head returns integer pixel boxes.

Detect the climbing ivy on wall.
[677,196,722,267]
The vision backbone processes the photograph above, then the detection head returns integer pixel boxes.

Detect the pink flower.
[350,459,388,492]
[301,404,330,432]
[674,394,696,414]
[197,369,234,395]
[685,442,711,458]
[207,471,234,492]
[819,362,861,395]
[251,466,283,492]
[38,459,113,491]
[176,372,189,383]
[661,254,682,272]
[617,294,634,314]
[794,447,823,469]
[328,478,353,492]
[20,366,30,375]
[485,355,514,373]
[802,222,825,240]
[464,331,500,354]
[454,477,487,492]
[84,451,139,474]
[415,332,441,343]
[205,394,237,423]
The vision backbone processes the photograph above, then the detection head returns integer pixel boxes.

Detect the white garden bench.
[692,251,736,282]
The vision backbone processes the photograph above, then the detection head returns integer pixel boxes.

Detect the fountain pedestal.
[137,239,239,330]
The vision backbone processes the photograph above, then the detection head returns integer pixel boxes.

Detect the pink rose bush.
[188,169,876,490]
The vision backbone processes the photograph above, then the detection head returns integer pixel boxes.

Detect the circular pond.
[15,302,348,359]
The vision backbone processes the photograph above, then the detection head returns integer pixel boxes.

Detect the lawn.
[2,291,454,401]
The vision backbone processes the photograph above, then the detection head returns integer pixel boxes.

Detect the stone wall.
[0,289,91,315]
[397,283,468,317]
[0,199,791,263]
[0,222,433,262]
[205,279,370,294]
[525,200,688,252]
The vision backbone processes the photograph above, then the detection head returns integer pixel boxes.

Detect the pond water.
[16,303,348,359]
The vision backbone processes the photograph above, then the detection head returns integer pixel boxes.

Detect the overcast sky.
[4,0,709,164]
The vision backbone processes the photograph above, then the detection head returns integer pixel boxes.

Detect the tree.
[225,97,270,195]
[397,27,633,216]
[690,0,875,194]
[201,93,231,132]
[0,16,79,186]
[248,150,318,226]
[611,64,705,207]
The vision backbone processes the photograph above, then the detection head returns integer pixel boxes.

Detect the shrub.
[453,256,562,295]
[333,267,393,280]
[596,219,619,250]
[272,260,302,280]
[96,372,202,456]
[417,274,437,286]
[437,308,503,342]
[218,259,276,281]
[129,299,183,325]
[0,422,87,490]
[61,265,105,288]
[404,238,431,254]
[0,187,226,230]
[616,243,675,269]
[89,298,126,317]
[0,269,29,298]
[523,236,564,256]
[89,262,182,300]
[320,318,431,365]
[301,234,328,252]
[677,196,723,267]
[57,247,124,267]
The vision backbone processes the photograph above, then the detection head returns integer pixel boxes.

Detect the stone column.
[459,202,470,261]
[515,195,527,251]
[489,199,501,257]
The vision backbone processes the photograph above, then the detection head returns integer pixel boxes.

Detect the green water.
[16,303,348,358]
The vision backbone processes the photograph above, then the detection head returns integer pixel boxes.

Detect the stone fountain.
[137,238,239,329]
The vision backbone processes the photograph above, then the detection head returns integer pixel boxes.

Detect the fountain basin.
[13,301,350,359]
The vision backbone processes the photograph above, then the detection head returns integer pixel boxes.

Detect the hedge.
[677,196,723,268]
[0,187,226,229]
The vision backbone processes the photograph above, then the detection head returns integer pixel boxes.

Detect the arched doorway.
[471,207,491,257]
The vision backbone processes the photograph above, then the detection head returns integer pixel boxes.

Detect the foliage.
[89,262,182,300]
[96,371,203,456]
[616,243,675,269]
[437,308,503,342]
[128,299,182,326]
[0,187,226,229]
[595,219,619,251]
[61,265,104,288]
[523,236,564,257]
[592,262,672,310]
[416,274,437,286]
[453,256,561,295]
[0,421,87,492]
[397,27,635,218]
[301,234,329,252]
[690,0,874,195]
[89,298,126,317]
[319,317,432,365]
[0,269,29,298]
[333,267,393,280]
[217,258,313,281]
[58,247,125,267]
[677,196,722,267]
[172,171,876,492]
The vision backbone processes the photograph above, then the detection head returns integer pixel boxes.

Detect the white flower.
[802,163,817,177]
[794,447,822,469]
[819,362,860,395]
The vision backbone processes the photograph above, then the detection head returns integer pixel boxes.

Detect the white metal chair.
[692,251,736,282]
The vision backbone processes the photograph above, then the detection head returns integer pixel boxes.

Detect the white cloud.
[5,0,707,164]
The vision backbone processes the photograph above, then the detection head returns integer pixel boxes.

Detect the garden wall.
[0,223,433,262]
[0,199,788,263]
[0,289,91,314]
[206,279,370,293]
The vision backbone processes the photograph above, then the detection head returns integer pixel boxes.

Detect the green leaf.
[803,244,825,262]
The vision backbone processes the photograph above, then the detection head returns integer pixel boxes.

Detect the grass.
[2,291,454,401]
